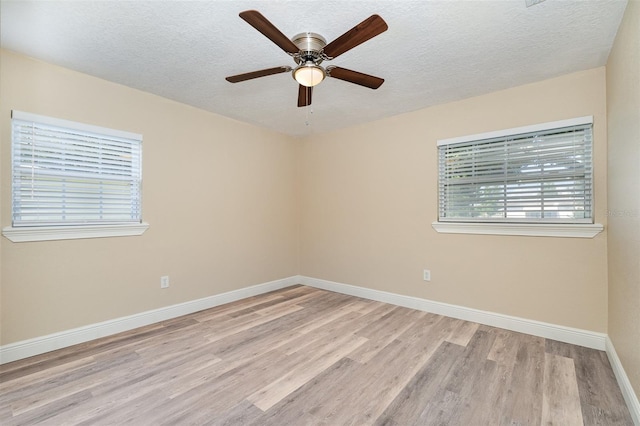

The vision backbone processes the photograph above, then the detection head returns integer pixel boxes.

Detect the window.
[434,116,603,238]
[3,111,148,242]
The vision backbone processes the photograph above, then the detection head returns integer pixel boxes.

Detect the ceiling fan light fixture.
[293,63,326,87]
[227,11,388,107]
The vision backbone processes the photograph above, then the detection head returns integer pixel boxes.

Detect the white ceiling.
[0,0,628,137]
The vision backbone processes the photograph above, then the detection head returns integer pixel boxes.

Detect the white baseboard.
[0,276,298,365]
[298,276,607,350]
[606,337,640,425]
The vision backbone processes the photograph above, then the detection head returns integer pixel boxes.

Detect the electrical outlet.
[423,270,431,281]
[160,275,170,289]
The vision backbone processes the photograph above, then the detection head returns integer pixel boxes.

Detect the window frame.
[433,116,603,238]
[2,111,149,242]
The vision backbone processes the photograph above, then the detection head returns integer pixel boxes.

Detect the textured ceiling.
[0,0,628,137]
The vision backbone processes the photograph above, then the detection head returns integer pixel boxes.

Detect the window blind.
[11,111,142,227]
[438,118,593,223]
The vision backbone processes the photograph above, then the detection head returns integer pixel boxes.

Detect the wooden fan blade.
[322,15,388,59]
[239,10,299,54]
[226,66,291,83]
[297,85,312,107]
[327,66,384,89]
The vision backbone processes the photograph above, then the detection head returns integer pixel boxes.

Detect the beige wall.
[606,0,640,399]
[0,50,299,344]
[300,68,608,332]
[0,49,612,347]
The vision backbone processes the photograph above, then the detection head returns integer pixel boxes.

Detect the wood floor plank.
[373,341,466,426]
[280,303,396,357]
[487,328,524,365]
[348,307,420,363]
[301,338,416,425]
[354,306,418,339]
[253,290,326,315]
[0,286,632,426]
[182,337,348,421]
[206,312,304,359]
[73,389,173,425]
[290,300,363,335]
[0,322,167,383]
[152,347,295,412]
[279,311,364,356]
[353,299,388,315]
[205,303,304,343]
[2,352,135,415]
[444,319,479,347]
[247,332,368,411]
[209,399,266,426]
[446,358,500,426]
[422,328,499,425]
[577,348,633,425]
[294,289,355,310]
[546,339,634,425]
[188,284,314,323]
[136,351,291,424]
[207,296,360,362]
[482,331,526,426]
[9,352,141,416]
[443,327,497,395]
[500,334,546,425]
[542,353,584,425]
[5,390,93,426]
[396,313,446,343]
[317,321,473,426]
[38,351,221,425]
[251,357,360,426]
[0,355,96,396]
[417,389,462,426]
[198,312,263,336]
[189,293,287,321]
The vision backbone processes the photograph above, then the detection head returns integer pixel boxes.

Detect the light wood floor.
[0,285,633,425]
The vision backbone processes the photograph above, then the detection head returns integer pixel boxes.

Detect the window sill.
[431,221,603,238]
[2,223,150,242]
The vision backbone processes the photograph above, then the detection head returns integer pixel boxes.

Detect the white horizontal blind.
[438,119,593,223]
[11,111,142,227]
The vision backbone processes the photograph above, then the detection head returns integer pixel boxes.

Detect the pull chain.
[305,106,314,127]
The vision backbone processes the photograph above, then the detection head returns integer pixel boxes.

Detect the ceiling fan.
[225,10,388,107]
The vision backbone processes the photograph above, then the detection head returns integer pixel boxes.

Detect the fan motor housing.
[291,32,327,64]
